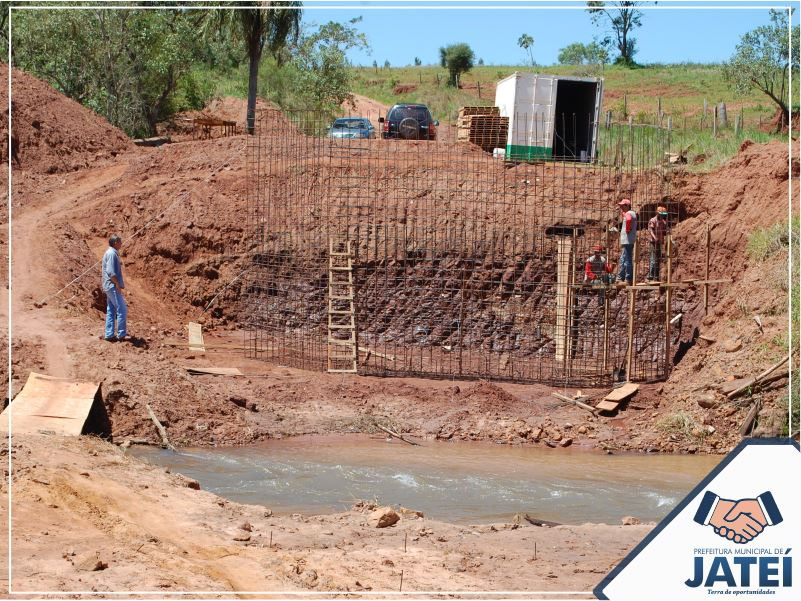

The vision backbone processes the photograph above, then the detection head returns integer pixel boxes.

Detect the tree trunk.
[246,50,261,135]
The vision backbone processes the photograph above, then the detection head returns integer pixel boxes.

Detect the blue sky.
[300,1,794,66]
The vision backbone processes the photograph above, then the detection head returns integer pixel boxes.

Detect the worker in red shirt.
[584,244,613,285]
[647,205,668,282]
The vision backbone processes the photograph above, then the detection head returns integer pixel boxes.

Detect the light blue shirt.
[101,247,124,292]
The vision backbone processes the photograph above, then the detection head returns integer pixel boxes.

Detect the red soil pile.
[0,62,133,175]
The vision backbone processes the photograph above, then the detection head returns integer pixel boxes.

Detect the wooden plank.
[0,372,101,436]
[183,366,243,376]
[554,237,572,363]
[604,382,640,402]
[552,392,597,414]
[595,400,621,412]
[188,322,205,352]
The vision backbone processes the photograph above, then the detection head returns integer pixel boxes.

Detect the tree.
[384,59,390,69]
[199,1,302,134]
[478,58,484,66]
[517,33,534,66]
[372,59,378,71]
[558,41,610,65]
[289,18,369,117]
[586,1,643,66]
[724,9,800,131]
[414,56,422,66]
[439,43,474,87]
[585,41,610,65]
[12,9,207,136]
[558,42,587,65]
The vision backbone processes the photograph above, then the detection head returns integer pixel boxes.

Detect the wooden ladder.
[327,238,357,373]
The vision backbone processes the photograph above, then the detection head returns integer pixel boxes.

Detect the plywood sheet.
[604,382,639,402]
[0,372,101,436]
[183,366,243,376]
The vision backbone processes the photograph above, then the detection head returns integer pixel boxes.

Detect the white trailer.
[494,72,603,161]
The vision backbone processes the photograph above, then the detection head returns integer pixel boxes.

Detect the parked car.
[327,117,375,139]
[380,104,439,140]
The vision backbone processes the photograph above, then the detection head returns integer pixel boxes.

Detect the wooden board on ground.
[183,366,243,376]
[0,372,101,436]
[596,383,639,412]
[188,322,205,352]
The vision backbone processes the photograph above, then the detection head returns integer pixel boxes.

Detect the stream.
[131,436,720,525]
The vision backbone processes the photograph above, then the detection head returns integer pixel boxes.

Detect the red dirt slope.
[0,62,134,175]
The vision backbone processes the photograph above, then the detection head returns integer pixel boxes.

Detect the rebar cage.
[244,108,676,386]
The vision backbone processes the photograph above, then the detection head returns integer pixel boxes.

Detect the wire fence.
[244,108,676,386]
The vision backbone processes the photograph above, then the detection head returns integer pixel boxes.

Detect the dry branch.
[551,392,597,414]
[146,403,175,451]
[726,356,789,399]
[375,423,420,446]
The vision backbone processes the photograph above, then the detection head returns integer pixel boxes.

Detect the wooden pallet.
[459,106,500,117]
[327,238,357,373]
[456,114,509,152]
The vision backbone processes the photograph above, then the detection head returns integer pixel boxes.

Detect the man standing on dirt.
[615,198,637,288]
[101,234,127,342]
[647,206,668,283]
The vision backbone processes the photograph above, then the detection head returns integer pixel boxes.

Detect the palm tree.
[201,2,302,134]
[517,33,534,67]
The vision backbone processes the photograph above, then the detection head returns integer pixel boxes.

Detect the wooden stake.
[713,109,717,136]
[665,235,673,378]
[704,225,710,315]
[603,228,611,373]
[603,292,610,374]
[399,570,404,592]
[270,531,273,548]
[404,532,408,552]
[626,288,636,382]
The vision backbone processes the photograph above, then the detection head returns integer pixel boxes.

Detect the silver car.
[327,117,376,139]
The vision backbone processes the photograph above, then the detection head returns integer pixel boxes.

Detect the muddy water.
[132,437,719,525]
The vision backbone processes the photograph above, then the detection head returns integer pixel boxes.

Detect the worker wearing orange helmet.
[647,205,669,282]
[616,198,637,287]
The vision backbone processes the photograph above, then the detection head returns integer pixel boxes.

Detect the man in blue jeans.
[615,198,638,288]
[101,234,128,342]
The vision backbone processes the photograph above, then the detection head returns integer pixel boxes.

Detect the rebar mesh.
[244,108,676,386]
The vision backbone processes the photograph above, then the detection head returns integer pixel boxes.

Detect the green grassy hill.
[349,63,788,169]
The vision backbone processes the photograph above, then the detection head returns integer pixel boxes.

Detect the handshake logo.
[693,490,783,544]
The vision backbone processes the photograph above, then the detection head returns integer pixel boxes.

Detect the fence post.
[477,81,481,98]
[606,109,612,129]
[657,96,662,121]
[623,94,628,118]
[713,109,717,137]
